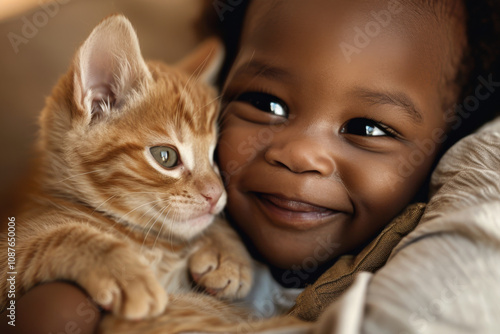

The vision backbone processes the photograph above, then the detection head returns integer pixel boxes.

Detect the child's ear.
[73,14,152,123]
[175,37,225,85]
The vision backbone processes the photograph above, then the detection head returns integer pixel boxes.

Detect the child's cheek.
[217,116,260,186]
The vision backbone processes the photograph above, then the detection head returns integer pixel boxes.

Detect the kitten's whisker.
[91,193,120,215]
[123,201,162,239]
[193,94,221,118]
[172,210,183,246]
[161,204,177,249]
[217,109,230,126]
[141,204,168,251]
[184,47,215,87]
[153,204,171,249]
[216,115,234,134]
[175,49,217,128]
[176,62,201,116]
[120,199,160,220]
[166,207,179,247]
[109,199,161,233]
[135,201,161,227]
[50,169,105,185]
[216,126,232,139]
[184,94,223,134]
[93,191,167,216]
[140,204,162,238]
[168,212,177,247]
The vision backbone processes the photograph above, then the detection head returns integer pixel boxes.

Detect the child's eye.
[341,118,396,137]
[236,92,288,118]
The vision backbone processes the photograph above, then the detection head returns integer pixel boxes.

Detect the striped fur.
[0,15,309,333]
[1,13,238,319]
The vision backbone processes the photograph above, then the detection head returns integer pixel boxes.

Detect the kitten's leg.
[5,222,167,320]
[189,217,253,300]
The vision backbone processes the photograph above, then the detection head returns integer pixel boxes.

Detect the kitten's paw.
[189,246,252,300]
[79,248,167,320]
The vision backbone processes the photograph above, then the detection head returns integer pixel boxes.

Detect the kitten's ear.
[73,14,151,123]
[175,37,225,85]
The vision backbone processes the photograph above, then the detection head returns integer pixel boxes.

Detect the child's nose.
[264,135,336,176]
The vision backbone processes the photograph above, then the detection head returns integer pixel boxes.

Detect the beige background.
[0,0,207,215]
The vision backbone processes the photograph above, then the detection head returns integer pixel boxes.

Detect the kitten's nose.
[201,182,223,210]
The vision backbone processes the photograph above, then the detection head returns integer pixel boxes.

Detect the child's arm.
[0,281,100,334]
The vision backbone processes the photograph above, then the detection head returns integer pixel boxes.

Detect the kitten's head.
[39,15,226,241]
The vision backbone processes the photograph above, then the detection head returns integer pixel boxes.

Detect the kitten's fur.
[0,15,309,333]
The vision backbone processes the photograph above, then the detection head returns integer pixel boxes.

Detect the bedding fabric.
[289,203,425,321]
[311,116,500,333]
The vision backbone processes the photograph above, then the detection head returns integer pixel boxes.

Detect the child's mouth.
[254,192,339,228]
[260,193,332,213]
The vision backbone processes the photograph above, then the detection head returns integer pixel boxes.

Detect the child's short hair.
[450,0,500,146]
[197,0,500,148]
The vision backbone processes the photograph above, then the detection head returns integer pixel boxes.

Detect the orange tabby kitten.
[0,15,253,320]
[0,15,310,333]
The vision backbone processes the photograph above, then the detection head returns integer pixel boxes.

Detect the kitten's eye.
[150,146,179,168]
[236,92,288,117]
[341,118,395,137]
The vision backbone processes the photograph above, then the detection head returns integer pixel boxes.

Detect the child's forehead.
[244,0,457,36]
[242,0,449,65]
[240,0,466,103]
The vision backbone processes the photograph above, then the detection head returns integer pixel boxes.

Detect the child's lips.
[253,192,341,228]
[259,193,334,214]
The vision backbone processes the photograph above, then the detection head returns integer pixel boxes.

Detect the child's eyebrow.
[353,87,423,124]
[232,60,293,82]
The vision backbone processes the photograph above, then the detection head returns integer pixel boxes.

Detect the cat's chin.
[167,213,216,241]
[116,212,216,242]
[186,213,215,228]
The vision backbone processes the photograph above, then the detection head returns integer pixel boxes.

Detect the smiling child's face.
[217,0,466,269]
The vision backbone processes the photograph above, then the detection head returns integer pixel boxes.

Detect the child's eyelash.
[364,117,401,138]
[222,90,401,139]
[221,87,283,117]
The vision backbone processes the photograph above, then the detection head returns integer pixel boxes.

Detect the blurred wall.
[0,0,205,215]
